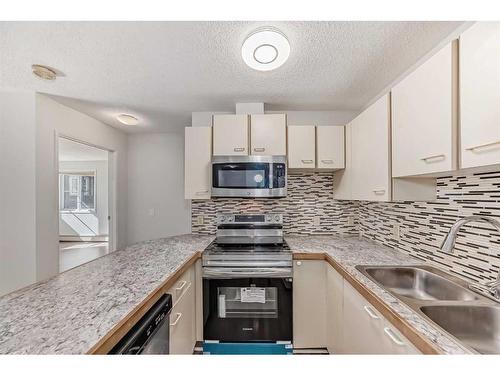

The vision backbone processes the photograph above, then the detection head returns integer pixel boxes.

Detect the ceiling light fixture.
[32,64,57,80]
[242,27,290,71]
[116,114,139,126]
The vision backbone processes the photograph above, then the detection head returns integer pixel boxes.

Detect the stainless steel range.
[202,213,292,279]
[202,213,293,344]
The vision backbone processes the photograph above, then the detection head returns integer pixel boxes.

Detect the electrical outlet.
[313,217,321,226]
[347,216,354,226]
[393,223,401,240]
[196,215,204,225]
[148,208,155,216]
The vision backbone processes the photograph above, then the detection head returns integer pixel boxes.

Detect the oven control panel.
[217,213,283,225]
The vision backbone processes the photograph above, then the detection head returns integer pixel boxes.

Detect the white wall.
[127,132,191,244]
[0,90,37,296]
[35,94,128,282]
[59,160,109,238]
[266,110,358,126]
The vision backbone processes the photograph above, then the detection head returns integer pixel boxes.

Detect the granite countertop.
[0,234,214,354]
[0,233,471,354]
[285,235,472,354]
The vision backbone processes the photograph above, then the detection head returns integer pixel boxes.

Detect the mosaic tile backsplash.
[191,169,500,283]
[359,170,500,283]
[191,172,358,235]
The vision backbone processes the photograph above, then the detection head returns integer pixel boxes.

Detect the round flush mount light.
[32,64,57,80]
[116,114,139,126]
[242,27,290,71]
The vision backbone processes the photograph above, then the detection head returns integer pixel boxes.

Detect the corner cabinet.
[460,22,500,169]
[350,94,391,201]
[184,127,211,199]
[391,42,458,177]
[250,114,286,155]
[213,114,249,155]
[287,126,316,169]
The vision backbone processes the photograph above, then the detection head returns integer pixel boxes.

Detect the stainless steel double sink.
[355,265,500,354]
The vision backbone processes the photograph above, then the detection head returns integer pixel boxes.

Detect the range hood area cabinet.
[184,127,212,199]
[212,113,287,156]
[391,41,458,177]
[460,22,500,169]
[212,114,249,156]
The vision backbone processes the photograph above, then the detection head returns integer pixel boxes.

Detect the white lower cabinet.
[293,260,327,349]
[342,282,420,354]
[168,266,197,354]
[326,265,344,354]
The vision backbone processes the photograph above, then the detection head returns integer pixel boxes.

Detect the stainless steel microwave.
[211,155,287,198]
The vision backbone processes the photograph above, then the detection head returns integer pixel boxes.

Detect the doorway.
[57,137,113,272]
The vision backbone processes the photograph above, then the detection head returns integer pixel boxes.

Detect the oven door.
[203,277,293,342]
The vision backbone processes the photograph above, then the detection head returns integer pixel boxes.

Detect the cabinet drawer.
[167,266,195,307]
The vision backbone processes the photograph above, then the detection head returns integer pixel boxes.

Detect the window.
[59,173,96,212]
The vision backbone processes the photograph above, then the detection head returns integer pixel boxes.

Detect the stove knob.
[266,215,271,222]
[220,217,226,222]
[274,215,280,222]
[228,217,234,222]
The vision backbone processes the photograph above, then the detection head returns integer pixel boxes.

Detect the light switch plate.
[197,215,204,225]
[347,216,354,226]
[313,217,320,226]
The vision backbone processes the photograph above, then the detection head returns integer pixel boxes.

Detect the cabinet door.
[317,126,345,169]
[343,282,386,354]
[293,260,327,349]
[213,114,249,155]
[287,126,316,169]
[392,42,457,177]
[351,94,391,201]
[332,124,352,200]
[460,22,500,169]
[250,114,286,155]
[326,265,344,354]
[169,282,196,354]
[184,127,211,199]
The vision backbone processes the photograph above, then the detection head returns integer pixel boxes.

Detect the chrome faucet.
[440,215,500,300]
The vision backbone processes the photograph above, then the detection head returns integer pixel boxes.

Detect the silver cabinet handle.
[301,159,314,164]
[195,190,209,195]
[234,147,245,152]
[383,327,406,346]
[363,305,381,319]
[466,140,500,151]
[321,159,334,164]
[170,312,182,327]
[253,147,265,152]
[420,154,445,162]
[373,189,385,195]
[175,280,188,293]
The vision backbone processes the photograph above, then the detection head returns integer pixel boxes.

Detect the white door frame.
[55,132,117,265]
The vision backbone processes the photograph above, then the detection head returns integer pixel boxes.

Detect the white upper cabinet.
[287,126,316,168]
[333,124,352,200]
[212,114,249,155]
[316,126,345,170]
[460,22,500,169]
[250,114,287,155]
[351,94,391,201]
[391,42,458,177]
[184,127,212,199]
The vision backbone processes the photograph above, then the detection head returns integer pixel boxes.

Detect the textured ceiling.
[0,21,464,133]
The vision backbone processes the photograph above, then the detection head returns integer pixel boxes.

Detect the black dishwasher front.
[110,294,173,354]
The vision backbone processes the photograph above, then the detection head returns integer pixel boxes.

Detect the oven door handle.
[202,267,293,279]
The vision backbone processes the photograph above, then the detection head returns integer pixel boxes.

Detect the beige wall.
[35,94,128,281]
[0,90,37,296]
